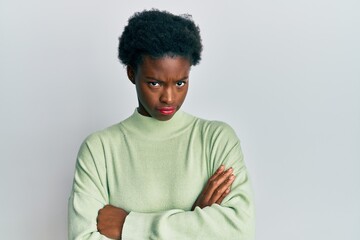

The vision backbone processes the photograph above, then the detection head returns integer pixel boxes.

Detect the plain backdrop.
[1,0,359,239]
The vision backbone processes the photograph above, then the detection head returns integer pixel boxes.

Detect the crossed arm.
[69,124,255,240]
[97,165,235,239]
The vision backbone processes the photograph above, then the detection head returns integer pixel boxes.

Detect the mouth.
[157,107,176,115]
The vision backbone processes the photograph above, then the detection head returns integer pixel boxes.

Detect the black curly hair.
[118,9,203,69]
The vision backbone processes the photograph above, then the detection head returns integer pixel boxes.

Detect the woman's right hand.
[192,165,235,210]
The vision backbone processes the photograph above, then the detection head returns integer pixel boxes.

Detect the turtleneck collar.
[120,108,195,140]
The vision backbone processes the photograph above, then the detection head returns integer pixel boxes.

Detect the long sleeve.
[68,112,255,240]
[121,123,255,240]
[68,135,111,240]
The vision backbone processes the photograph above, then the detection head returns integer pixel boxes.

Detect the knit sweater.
[68,110,255,240]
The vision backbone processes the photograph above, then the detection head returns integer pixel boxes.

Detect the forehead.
[137,55,191,78]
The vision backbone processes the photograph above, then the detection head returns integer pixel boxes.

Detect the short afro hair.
[118,9,203,68]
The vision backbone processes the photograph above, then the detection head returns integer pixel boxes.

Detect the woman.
[69,9,255,240]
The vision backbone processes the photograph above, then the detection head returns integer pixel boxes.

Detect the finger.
[204,168,233,202]
[201,165,225,195]
[209,174,235,203]
[215,187,231,204]
[209,165,225,181]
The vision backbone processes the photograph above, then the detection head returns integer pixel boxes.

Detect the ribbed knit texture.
[68,110,255,240]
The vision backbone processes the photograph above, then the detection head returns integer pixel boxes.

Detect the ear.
[127,66,136,84]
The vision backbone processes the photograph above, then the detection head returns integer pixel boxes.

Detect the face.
[127,55,191,121]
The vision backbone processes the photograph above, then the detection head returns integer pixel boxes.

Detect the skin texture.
[97,205,128,239]
[127,55,190,121]
[192,165,236,210]
[96,56,235,239]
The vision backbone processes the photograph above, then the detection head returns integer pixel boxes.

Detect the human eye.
[147,81,160,87]
[176,81,187,87]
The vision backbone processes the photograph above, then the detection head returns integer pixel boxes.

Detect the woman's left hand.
[192,165,235,210]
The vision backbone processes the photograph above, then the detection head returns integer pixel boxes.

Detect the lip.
[157,107,176,115]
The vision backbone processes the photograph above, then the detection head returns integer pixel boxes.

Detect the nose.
[160,86,175,105]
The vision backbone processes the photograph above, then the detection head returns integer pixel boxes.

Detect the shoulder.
[191,115,245,168]
[186,113,240,147]
[78,122,124,154]
[189,114,240,144]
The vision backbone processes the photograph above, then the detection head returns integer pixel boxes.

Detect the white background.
[1,0,359,239]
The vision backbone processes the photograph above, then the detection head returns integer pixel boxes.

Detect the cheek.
[180,87,189,100]
[138,85,156,104]
[137,84,147,98]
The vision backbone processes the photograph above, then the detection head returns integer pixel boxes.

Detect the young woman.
[69,9,255,240]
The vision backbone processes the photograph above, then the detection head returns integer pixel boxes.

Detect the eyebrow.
[145,76,189,82]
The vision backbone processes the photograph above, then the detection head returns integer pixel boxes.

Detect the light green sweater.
[68,110,255,240]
